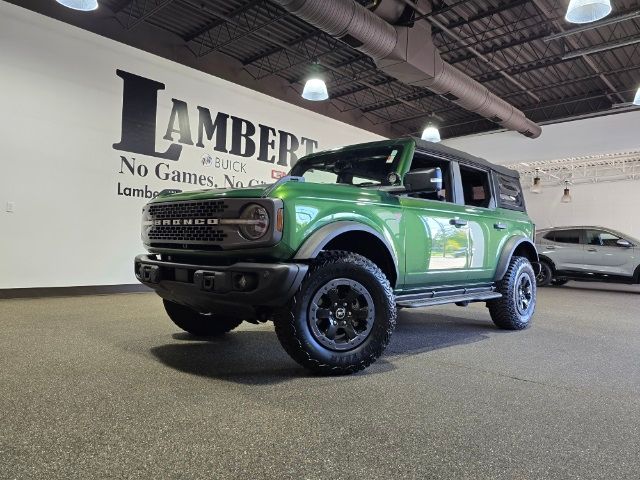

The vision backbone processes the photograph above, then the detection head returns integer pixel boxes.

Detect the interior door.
[583,229,637,278]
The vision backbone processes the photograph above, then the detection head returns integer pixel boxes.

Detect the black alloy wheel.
[308,278,375,351]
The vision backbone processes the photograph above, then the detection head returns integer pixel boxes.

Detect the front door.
[582,229,638,278]
[402,197,474,287]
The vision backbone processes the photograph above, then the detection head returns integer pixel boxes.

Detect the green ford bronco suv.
[135,137,539,374]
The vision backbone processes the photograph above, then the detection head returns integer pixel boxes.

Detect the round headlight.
[239,204,270,240]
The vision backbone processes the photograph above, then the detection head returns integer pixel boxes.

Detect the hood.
[149,180,397,205]
[149,184,273,203]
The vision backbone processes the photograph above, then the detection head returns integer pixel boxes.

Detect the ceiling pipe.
[273,0,542,138]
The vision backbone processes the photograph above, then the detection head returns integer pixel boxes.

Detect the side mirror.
[617,239,632,248]
[404,167,442,193]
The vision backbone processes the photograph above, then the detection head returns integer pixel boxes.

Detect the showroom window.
[459,164,492,208]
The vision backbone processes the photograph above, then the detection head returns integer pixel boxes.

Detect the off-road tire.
[488,256,536,330]
[273,251,396,375]
[536,259,553,287]
[163,299,243,336]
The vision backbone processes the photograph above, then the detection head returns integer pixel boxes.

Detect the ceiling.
[23,0,640,139]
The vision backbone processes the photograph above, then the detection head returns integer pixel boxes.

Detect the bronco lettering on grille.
[153,218,220,226]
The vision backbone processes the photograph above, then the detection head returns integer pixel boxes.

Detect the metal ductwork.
[274,0,542,138]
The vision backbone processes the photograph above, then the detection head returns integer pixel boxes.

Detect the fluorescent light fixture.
[565,0,612,24]
[633,86,640,106]
[302,78,329,101]
[561,181,572,203]
[530,169,542,194]
[421,125,441,143]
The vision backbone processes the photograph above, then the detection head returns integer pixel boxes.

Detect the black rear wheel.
[163,300,243,337]
[488,256,536,330]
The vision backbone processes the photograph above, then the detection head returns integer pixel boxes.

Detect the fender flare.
[293,221,399,281]
[494,236,539,281]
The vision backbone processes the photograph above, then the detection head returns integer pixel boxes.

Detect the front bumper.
[135,254,308,315]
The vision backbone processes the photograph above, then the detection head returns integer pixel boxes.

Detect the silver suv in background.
[535,226,640,287]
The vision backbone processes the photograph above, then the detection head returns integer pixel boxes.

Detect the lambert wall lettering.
[111,70,320,198]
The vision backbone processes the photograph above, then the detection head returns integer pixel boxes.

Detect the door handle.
[494,222,507,230]
[546,245,556,250]
[587,248,598,252]
[449,217,467,227]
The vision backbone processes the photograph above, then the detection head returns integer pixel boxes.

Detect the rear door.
[539,229,584,273]
[456,163,509,283]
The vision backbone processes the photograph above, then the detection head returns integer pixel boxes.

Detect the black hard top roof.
[409,137,520,178]
[302,137,520,179]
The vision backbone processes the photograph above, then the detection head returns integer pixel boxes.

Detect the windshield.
[290,145,403,188]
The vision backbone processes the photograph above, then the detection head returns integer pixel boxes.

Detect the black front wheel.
[163,300,243,336]
[488,256,536,330]
[273,251,396,375]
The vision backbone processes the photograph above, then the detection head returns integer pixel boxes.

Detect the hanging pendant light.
[302,77,329,101]
[421,125,441,143]
[561,181,572,203]
[530,168,542,194]
[565,0,612,24]
[56,0,99,11]
[633,86,640,106]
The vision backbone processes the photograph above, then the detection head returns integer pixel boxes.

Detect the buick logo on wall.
[202,154,213,167]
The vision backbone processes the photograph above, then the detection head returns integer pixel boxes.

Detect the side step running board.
[396,287,502,308]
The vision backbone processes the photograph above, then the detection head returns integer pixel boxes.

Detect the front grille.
[147,199,230,246]
[148,200,228,219]
[148,225,227,243]
[143,198,281,251]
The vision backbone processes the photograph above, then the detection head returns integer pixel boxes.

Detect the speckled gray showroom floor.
[1,282,639,480]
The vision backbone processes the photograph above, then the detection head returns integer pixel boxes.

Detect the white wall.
[443,111,640,241]
[0,2,382,289]
[523,183,640,241]
[443,110,640,165]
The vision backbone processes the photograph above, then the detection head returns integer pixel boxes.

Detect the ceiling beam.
[531,0,626,104]
[124,0,174,30]
[183,0,263,42]
[562,34,640,60]
[544,9,640,42]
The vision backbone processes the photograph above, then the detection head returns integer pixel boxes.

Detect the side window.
[553,229,582,244]
[496,174,525,211]
[459,164,492,208]
[586,230,621,247]
[405,154,452,202]
[543,231,555,241]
